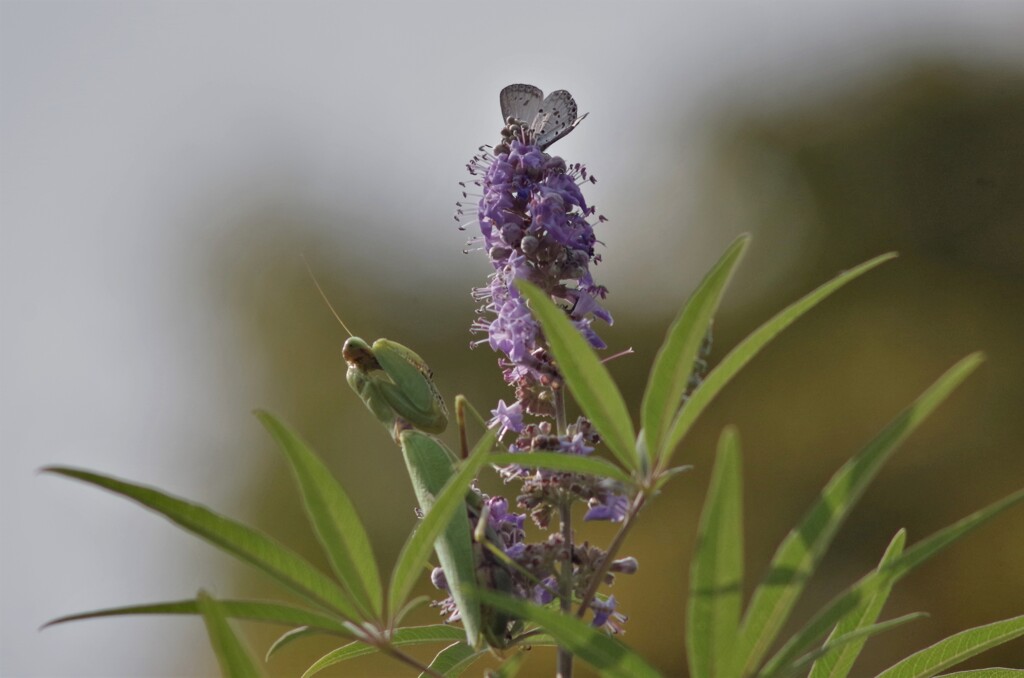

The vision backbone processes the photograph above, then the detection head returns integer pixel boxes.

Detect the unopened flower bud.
[610,557,639,575]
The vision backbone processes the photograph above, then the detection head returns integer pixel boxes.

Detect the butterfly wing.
[500,84,543,124]
[533,90,586,150]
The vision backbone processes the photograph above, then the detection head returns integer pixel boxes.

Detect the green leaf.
[256,410,383,621]
[687,427,744,678]
[877,615,1024,678]
[763,486,1024,672]
[196,590,264,678]
[489,452,634,486]
[805,530,907,678]
[511,633,558,648]
[664,252,897,464]
[43,599,351,635]
[728,352,984,677]
[387,426,496,629]
[266,626,320,661]
[642,234,749,463]
[301,625,467,677]
[785,613,927,678]
[939,671,1024,677]
[420,641,483,677]
[653,464,695,492]
[42,467,360,620]
[475,591,661,678]
[516,281,638,470]
[490,652,527,678]
[392,595,431,627]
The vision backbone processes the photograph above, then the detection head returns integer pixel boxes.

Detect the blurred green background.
[3,3,1022,676]
[228,61,1024,677]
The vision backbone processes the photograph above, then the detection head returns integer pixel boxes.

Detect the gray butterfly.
[499,84,587,150]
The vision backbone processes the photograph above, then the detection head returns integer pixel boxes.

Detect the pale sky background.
[3,2,1023,676]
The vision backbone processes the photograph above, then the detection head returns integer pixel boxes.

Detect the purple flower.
[584,493,630,523]
[489,400,525,436]
[485,495,526,549]
[533,575,559,605]
[591,595,628,634]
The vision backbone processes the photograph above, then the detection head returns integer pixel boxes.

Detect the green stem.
[368,628,443,678]
[553,387,573,678]
[382,645,444,678]
[575,492,646,619]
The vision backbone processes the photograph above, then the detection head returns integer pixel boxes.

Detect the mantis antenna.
[301,255,354,338]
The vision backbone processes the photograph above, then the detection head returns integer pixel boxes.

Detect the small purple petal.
[533,576,559,605]
[584,494,629,522]
[489,400,525,434]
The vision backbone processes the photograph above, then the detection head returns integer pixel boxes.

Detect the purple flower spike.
[449,89,636,637]
[459,132,610,417]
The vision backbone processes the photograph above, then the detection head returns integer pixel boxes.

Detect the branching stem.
[382,645,444,678]
[575,491,647,619]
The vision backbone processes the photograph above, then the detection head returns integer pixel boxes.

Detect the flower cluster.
[458,133,610,417]
[498,413,631,525]
[429,492,633,636]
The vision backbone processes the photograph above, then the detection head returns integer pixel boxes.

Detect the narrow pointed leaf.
[729,353,984,677]
[876,615,1024,678]
[392,595,431,627]
[939,671,1024,677]
[43,467,360,619]
[303,642,377,678]
[664,253,897,463]
[785,613,927,678]
[301,625,467,677]
[763,487,1024,672]
[197,590,264,678]
[806,530,907,678]
[266,626,319,661]
[475,591,661,678]
[489,452,633,486]
[643,234,749,462]
[654,464,695,492]
[687,427,744,678]
[256,410,383,620]
[387,426,496,627]
[510,634,558,649]
[43,599,351,635]
[516,281,637,469]
[420,641,483,677]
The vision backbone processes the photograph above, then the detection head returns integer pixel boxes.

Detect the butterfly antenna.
[302,255,354,337]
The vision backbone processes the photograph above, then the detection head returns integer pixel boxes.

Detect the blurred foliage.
[206,60,1023,676]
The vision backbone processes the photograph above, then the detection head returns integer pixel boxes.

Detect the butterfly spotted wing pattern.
[499,84,587,151]
[500,84,544,125]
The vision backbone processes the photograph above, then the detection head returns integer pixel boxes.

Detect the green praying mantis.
[310,273,519,651]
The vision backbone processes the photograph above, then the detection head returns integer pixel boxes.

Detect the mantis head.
[344,336,449,439]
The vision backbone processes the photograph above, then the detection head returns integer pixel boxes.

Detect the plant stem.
[378,638,444,678]
[575,492,647,619]
[554,387,574,678]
